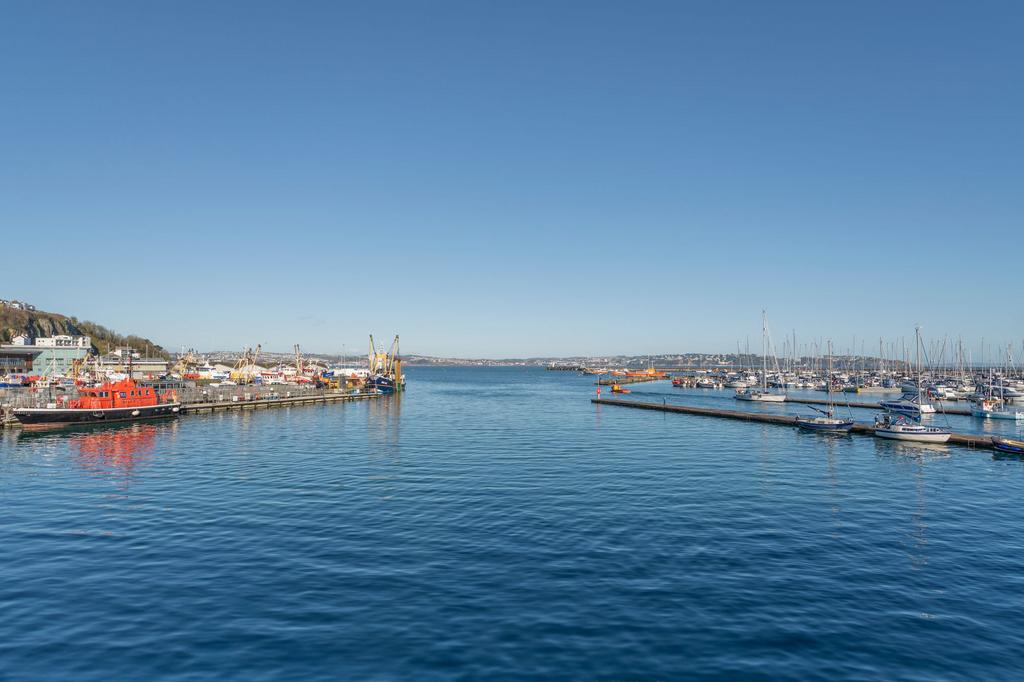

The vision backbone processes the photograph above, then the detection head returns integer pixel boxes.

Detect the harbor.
[0,326,405,431]
[5,3,1021,678]
[1,382,386,429]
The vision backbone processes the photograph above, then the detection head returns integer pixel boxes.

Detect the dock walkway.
[593,397,995,450]
[180,390,381,415]
[1,389,383,428]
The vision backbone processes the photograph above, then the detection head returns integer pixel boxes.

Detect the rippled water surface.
[3,367,1024,680]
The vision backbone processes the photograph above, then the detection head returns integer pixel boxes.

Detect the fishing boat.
[873,414,951,443]
[971,398,1024,420]
[366,334,405,394]
[972,371,1024,419]
[610,383,631,394]
[366,374,399,393]
[735,311,787,403]
[992,437,1024,455]
[796,341,854,432]
[12,377,180,431]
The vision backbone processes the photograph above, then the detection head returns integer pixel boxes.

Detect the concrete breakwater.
[593,397,996,450]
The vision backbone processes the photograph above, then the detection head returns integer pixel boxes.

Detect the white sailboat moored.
[735,311,787,403]
[873,327,951,444]
[796,341,854,432]
[873,414,951,443]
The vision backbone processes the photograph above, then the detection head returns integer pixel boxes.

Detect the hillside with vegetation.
[0,306,169,359]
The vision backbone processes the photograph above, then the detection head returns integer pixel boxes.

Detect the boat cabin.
[65,379,164,410]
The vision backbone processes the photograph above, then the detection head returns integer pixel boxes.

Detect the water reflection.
[820,433,843,535]
[9,421,178,484]
[366,392,402,449]
[71,423,173,484]
[871,438,947,571]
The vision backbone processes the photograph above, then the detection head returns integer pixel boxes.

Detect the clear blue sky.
[2,1,1021,358]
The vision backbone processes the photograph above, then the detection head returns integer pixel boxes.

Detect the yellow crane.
[368,334,403,391]
[230,344,262,384]
[66,355,94,384]
[173,348,201,376]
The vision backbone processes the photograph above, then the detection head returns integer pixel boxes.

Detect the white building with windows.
[35,335,91,348]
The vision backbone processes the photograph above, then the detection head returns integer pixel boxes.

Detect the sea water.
[2,367,1023,680]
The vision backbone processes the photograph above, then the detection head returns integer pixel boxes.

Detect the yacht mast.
[827,340,834,417]
[761,310,768,391]
[916,326,923,406]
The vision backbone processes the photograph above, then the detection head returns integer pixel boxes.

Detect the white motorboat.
[736,389,787,402]
[879,396,937,416]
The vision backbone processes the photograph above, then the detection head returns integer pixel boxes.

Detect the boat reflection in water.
[367,388,403,450]
[66,422,172,482]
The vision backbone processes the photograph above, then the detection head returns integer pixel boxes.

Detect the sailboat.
[735,311,786,402]
[796,341,854,432]
[874,326,951,443]
[873,413,951,443]
[879,327,937,417]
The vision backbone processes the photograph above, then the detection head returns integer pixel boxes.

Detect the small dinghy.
[992,436,1024,455]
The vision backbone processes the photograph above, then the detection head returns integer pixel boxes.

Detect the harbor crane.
[173,348,202,378]
[231,344,262,384]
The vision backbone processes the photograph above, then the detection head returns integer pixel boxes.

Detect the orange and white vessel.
[13,377,181,430]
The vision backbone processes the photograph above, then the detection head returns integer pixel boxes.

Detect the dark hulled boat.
[992,436,1024,455]
[13,378,181,431]
[365,374,398,394]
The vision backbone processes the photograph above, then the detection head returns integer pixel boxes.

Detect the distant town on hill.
[4,300,920,371]
[194,350,902,370]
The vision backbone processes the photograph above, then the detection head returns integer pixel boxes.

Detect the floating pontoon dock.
[593,397,996,450]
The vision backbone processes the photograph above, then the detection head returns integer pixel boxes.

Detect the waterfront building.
[34,345,91,376]
[0,345,36,374]
[0,335,92,377]
[96,347,169,379]
[34,334,90,348]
